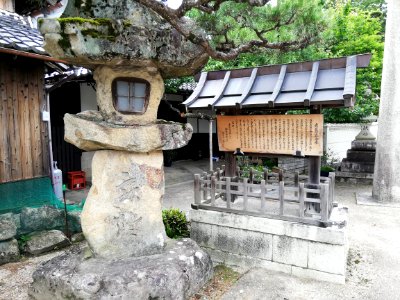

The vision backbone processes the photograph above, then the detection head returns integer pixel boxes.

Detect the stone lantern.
[29,2,212,299]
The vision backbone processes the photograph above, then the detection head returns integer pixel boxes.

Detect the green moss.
[81,29,116,42]
[58,35,72,51]
[57,17,117,42]
[123,20,132,28]
[57,17,113,27]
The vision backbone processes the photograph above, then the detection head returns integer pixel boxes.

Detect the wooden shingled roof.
[183,54,371,112]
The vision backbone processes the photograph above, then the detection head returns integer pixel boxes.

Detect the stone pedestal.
[29,239,213,300]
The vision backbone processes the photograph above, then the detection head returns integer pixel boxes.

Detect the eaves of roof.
[0,8,66,63]
[183,54,371,112]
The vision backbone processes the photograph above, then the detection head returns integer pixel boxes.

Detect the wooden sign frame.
[217,114,323,156]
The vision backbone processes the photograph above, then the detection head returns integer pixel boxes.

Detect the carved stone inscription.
[217,114,323,156]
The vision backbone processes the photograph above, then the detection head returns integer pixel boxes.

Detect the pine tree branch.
[134,0,318,61]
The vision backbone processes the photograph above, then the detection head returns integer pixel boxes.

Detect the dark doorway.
[50,82,82,182]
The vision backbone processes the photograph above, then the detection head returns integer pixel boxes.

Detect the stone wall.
[0,206,81,265]
[278,157,308,173]
[190,209,348,284]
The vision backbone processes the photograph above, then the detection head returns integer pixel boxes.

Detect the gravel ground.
[222,182,400,300]
[0,250,66,300]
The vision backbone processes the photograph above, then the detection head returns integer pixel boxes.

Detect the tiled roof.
[0,9,46,55]
[183,54,371,111]
[178,81,197,92]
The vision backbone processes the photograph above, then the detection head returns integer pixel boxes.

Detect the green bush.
[320,165,335,172]
[162,209,190,239]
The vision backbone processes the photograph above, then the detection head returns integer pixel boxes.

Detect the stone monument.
[337,122,376,183]
[29,2,213,299]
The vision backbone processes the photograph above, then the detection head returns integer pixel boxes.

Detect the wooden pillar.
[225,151,237,177]
[308,106,322,185]
[307,106,322,213]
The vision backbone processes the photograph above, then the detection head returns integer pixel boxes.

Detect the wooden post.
[260,179,266,213]
[225,152,237,177]
[278,169,283,182]
[294,171,299,197]
[194,174,201,204]
[299,182,305,218]
[243,178,248,211]
[210,175,216,206]
[202,172,208,200]
[249,168,253,192]
[329,172,335,205]
[226,177,231,209]
[308,106,322,211]
[320,183,329,222]
[279,181,285,215]
[209,119,213,171]
[263,168,268,181]
[216,167,221,194]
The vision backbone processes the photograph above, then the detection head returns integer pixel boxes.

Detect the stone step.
[351,140,376,151]
[340,160,375,173]
[345,150,376,162]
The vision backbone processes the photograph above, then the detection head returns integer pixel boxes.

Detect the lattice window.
[112,78,150,114]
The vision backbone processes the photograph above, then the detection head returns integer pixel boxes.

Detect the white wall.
[324,122,378,161]
[187,109,217,133]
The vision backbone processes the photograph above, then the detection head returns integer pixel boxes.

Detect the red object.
[67,171,86,190]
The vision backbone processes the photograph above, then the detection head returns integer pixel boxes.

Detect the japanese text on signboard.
[217,114,323,156]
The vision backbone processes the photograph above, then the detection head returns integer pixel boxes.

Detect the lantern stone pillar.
[372,0,400,203]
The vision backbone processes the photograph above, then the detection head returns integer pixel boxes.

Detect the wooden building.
[0,8,66,183]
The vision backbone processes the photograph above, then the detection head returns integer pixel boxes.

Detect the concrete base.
[190,208,348,284]
[356,192,400,208]
[29,239,213,300]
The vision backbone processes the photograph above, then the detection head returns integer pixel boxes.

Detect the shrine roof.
[183,54,371,112]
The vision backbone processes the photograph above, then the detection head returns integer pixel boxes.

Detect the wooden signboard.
[217,114,323,156]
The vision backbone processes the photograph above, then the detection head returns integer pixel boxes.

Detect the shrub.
[162,209,190,239]
[320,165,335,172]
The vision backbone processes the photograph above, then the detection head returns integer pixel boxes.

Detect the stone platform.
[29,239,213,300]
[190,208,348,284]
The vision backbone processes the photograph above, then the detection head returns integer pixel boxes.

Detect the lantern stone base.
[190,208,348,284]
[81,150,167,258]
[29,239,213,300]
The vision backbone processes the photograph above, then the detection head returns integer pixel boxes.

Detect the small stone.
[0,239,19,265]
[0,217,17,241]
[20,206,64,232]
[24,230,71,255]
[71,232,85,243]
